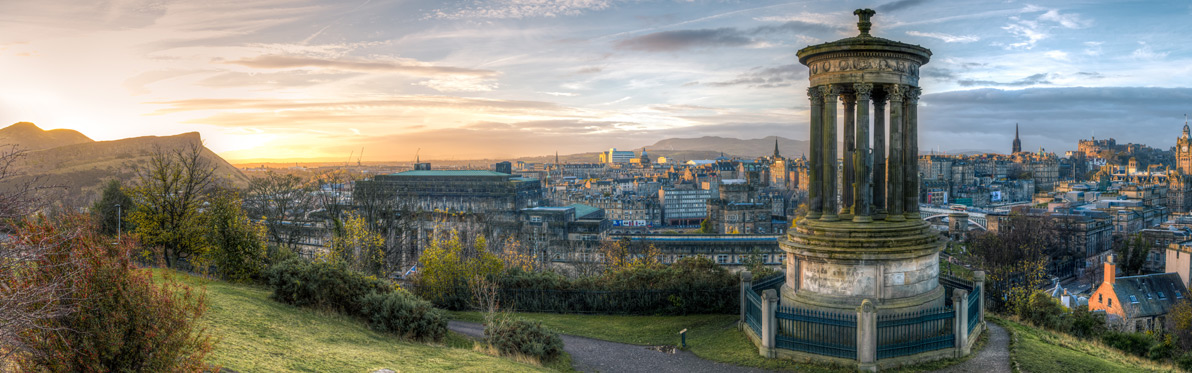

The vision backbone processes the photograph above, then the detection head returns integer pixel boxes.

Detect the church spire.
[1012,123,1022,154]
[1184,114,1189,139]
[773,137,781,158]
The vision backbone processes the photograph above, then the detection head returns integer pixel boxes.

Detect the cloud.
[614,28,754,51]
[1083,41,1103,56]
[427,0,614,20]
[540,91,579,97]
[413,78,499,92]
[614,21,842,52]
[1131,42,1169,60]
[1044,50,1069,61]
[147,96,569,116]
[575,66,603,74]
[957,73,1051,87]
[224,55,498,78]
[919,87,1192,154]
[693,64,805,88]
[905,31,978,43]
[875,0,929,13]
[1000,7,1092,50]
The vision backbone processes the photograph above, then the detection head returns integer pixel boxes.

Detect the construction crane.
[357,147,363,166]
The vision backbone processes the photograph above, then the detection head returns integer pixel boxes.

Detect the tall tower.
[1177,115,1192,174]
[1012,123,1022,154]
[773,137,781,159]
[784,9,940,314]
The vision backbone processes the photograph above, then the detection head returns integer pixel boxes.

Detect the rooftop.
[390,170,511,177]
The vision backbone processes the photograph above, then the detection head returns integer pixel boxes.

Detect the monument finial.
[854,8,876,36]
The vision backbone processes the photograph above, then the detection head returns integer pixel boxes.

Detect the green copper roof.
[567,204,602,219]
[391,170,511,177]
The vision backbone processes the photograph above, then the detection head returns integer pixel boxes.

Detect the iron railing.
[876,306,955,359]
[775,306,858,359]
[968,285,981,333]
[746,287,762,336]
[752,273,785,293]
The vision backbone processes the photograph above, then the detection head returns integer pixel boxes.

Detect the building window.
[1159,291,1167,300]
[1130,295,1139,304]
[1099,294,1102,303]
[530,216,543,223]
[717,255,728,264]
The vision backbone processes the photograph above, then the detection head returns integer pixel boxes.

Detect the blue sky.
[1,0,1190,161]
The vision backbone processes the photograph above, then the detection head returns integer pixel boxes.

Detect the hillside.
[0,122,92,151]
[0,123,247,208]
[155,269,548,372]
[647,136,809,159]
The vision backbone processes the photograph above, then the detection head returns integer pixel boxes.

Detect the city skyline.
[2,0,1191,161]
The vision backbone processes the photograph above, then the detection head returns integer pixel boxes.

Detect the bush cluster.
[267,258,391,314]
[422,256,738,314]
[484,318,564,362]
[359,291,448,342]
[1020,291,1181,362]
[267,258,447,341]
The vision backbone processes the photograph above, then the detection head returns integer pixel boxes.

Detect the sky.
[1,0,1191,162]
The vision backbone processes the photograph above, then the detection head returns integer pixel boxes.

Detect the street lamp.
[115,204,122,241]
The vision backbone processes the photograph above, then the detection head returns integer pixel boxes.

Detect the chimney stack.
[1104,254,1116,285]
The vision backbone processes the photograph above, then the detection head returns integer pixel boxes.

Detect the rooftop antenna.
[415,148,421,164]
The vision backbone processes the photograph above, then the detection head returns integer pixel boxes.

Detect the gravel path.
[448,321,770,373]
[931,323,1011,373]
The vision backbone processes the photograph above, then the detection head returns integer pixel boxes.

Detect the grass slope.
[994,316,1179,373]
[452,311,854,372]
[154,270,547,372]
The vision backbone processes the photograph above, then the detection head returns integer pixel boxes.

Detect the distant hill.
[646,136,809,159]
[0,123,248,208]
[0,122,92,151]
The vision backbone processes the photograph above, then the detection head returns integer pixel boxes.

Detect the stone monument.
[782,9,941,314]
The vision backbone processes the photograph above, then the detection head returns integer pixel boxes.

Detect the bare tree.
[245,171,317,250]
[0,146,81,364]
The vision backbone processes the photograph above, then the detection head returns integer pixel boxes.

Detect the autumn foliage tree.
[128,144,216,268]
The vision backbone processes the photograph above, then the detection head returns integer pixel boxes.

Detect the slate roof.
[391,170,510,177]
[1113,273,1189,318]
[567,204,603,220]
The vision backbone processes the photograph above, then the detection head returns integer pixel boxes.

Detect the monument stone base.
[780,216,944,314]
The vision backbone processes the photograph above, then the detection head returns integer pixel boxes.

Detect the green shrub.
[1101,330,1156,357]
[1069,305,1108,339]
[1177,352,1192,371]
[1022,291,1070,332]
[484,318,564,361]
[266,258,390,315]
[1148,334,1178,360]
[358,290,448,342]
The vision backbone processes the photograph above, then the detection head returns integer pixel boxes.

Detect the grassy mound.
[154,269,547,372]
[994,316,1179,373]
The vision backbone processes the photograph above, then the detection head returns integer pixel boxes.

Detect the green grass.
[152,270,550,372]
[993,316,1179,373]
[452,311,857,372]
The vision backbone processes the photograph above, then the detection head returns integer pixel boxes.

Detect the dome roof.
[796,9,931,65]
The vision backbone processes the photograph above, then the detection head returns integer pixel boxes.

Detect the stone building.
[659,185,713,226]
[1012,123,1022,154]
[707,180,774,234]
[354,169,542,220]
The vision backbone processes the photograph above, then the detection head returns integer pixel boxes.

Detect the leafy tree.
[91,179,134,236]
[206,190,268,283]
[332,211,386,274]
[1117,234,1152,276]
[412,230,503,308]
[1167,299,1192,350]
[698,218,712,233]
[127,144,216,268]
[244,171,316,250]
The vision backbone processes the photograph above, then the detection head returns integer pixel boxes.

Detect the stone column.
[842,92,856,216]
[904,87,922,219]
[760,289,779,358]
[807,87,824,219]
[857,299,877,372]
[872,90,887,219]
[886,84,905,221]
[739,270,753,330]
[954,289,970,358]
[853,83,874,222]
[821,85,841,221]
[786,253,800,291]
[974,271,986,327]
